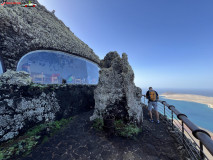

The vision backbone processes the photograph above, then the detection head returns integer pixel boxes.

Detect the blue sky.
[37,0,213,91]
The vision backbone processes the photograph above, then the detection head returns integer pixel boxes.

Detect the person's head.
[149,87,153,90]
[62,79,67,84]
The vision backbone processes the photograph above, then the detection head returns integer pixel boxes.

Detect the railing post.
[171,110,174,131]
[200,141,204,160]
[182,121,185,144]
[144,96,145,104]
[159,100,213,158]
[164,104,165,116]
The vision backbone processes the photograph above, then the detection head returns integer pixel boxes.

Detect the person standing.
[146,87,160,123]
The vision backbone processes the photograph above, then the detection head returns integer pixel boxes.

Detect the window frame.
[16,50,100,84]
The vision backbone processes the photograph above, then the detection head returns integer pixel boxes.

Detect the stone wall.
[0,0,100,71]
[0,83,96,142]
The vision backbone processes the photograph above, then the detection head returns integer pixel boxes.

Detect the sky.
[37,0,213,91]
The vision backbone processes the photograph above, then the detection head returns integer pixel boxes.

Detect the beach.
[161,93,213,109]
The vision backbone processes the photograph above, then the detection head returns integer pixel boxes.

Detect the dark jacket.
[146,90,159,102]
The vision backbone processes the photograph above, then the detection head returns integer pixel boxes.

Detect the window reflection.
[0,60,3,74]
[17,51,99,84]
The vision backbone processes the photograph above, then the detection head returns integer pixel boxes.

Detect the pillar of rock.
[90,52,143,125]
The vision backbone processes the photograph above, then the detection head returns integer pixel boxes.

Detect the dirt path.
[22,108,188,160]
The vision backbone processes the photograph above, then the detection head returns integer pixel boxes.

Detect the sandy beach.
[161,93,213,109]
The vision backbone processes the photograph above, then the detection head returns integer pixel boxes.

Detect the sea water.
[157,88,213,97]
[159,96,213,133]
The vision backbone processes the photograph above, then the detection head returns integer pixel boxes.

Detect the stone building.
[0,0,143,142]
[0,0,100,84]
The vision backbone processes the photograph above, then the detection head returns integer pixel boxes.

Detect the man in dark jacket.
[146,87,160,123]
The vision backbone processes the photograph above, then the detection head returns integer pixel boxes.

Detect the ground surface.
[22,108,188,160]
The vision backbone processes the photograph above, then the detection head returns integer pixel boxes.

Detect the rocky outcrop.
[0,70,32,85]
[90,52,143,125]
[0,72,96,142]
[0,0,100,71]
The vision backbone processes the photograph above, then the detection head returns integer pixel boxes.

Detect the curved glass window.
[16,51,99,84]
[0,60,3,74]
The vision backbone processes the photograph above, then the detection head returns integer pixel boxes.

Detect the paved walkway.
[22,107,188,160]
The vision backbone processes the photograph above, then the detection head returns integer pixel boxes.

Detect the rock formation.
[0,0,100,70]
[90,52,143,125]
[0,70,32,85]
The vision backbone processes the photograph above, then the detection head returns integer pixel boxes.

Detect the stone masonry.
[0,70,96,142]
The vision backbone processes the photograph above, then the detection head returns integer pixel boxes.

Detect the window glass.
[17,51,99,84]
[86,61,99,84]
[0,60,3,74]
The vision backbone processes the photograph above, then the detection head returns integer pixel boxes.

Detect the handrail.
[142,95,213,158]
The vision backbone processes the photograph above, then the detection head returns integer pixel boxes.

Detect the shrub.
[115,120,142,138]
[93,118,142,138]
[0,116,73,160]
[93,118,104,130]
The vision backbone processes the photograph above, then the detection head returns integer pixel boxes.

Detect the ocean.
[142,88,213,133]
[156,88,213,97]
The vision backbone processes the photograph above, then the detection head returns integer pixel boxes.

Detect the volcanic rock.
[0,69,32,86]
[0,83,95,142]
[90,52,143,125]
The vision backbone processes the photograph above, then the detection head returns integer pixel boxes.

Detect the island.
[161,93,213,109]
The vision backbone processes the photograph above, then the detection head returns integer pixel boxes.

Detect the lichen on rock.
[0,91,60,142]
[0,70,32,86]
[0,76,95,142]
[90,52,143,125]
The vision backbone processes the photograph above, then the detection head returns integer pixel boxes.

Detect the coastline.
[161,93,213,109]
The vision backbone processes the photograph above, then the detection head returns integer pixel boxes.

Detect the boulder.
[0,70,32,86]
[90,52,143,125]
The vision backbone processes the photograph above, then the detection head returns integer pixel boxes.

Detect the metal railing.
[142,95,213,160]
